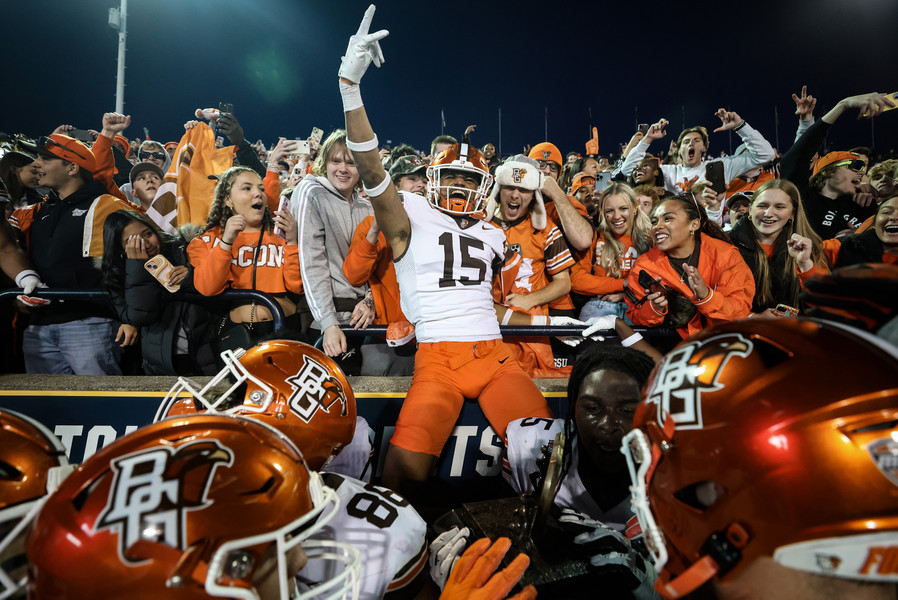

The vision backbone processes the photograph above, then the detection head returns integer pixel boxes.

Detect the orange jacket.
[187,226,302,296]
[626,234,755,338]
[570,232,640,296]
[343,216,405,325]
[90,134,129,203]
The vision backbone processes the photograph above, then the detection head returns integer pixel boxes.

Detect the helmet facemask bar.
[622,428,669,572]
[156,349,275,422]
[0,499,45,599]
[205,475,360,600]
[426,166,494,216]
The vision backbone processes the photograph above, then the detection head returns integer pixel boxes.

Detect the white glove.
[428,525,469,589]
[549,316,590,347]
[338,4,389,84]
[15,271,51,307]
[582,315,617,340]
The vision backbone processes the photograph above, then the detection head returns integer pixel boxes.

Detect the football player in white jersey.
[156,340,430,600]
[337,5,572,504]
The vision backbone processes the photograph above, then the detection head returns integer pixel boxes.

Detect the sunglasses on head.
[37,136,88,162]
[139,151,167,161]
[833,159,867,173]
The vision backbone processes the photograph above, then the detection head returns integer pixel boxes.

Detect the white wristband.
[364,175,390,198]
[620,332,643,347]
[531,315,549,326]
[15,270,39,288]
[339,80,364,112]
[346,135,380,153]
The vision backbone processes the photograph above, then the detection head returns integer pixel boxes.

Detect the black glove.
[558,508,648,590]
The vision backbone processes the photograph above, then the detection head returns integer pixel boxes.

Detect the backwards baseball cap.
[486,154,547,229]
[36,135,96,174]
[812,151,867,177]
[389,155,427,182]
[113,134,130,158]
[129,161,165,187]
[528,142,562,170]
[571,173,596,197]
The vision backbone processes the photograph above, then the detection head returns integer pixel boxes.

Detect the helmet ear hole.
[674,480,726,511]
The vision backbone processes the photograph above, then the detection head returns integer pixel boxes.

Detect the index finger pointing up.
[357,4,376,36]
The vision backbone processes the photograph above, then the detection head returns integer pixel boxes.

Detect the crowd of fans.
[1,6,897,598]
[0,84,895,377]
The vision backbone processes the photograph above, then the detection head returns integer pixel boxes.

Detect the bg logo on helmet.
[286,355,348,423]
[647,334,752,429]
[96,440,233,562]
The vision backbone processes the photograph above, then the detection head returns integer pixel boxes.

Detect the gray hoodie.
[291,174,373,331]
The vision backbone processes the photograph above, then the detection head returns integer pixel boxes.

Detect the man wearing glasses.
[779,89,896,239]
[10,135,135,374]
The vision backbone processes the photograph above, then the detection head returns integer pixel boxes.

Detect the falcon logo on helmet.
[868,438,898,487]
[647,333,752,430]
[96,440,233,563]
[286,355,349,423]
[426,143,494,216]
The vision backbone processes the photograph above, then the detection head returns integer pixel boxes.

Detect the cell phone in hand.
[594,172,613,192]
[69,128,93,142]
[144,255,180,293]
[637,123,649,135]
[862,91,898,117]
[310,127,324,146]
[775,303,799,317]
[218,102,234,115]
[704,161,726,194]
[273,195,291,239]
[638,269,667,297]
[292,139,311,155]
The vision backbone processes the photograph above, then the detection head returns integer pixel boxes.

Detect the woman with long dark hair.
[101,210,216,375]
[626,194,754,338]
[188,166,303,343]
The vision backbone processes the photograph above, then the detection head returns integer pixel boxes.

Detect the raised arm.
[338,5,410,257]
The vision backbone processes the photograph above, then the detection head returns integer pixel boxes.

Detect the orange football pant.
[390,338,553,456]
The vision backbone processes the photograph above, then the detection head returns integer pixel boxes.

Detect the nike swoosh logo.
[498,357,508,364]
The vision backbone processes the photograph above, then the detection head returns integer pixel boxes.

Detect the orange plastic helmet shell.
[426,143,494,215]
[25,415,329,599]
[160,340,356,472]
[628,319,898,597]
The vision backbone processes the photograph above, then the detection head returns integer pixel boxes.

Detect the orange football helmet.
[622,319,898,599]
[0,410,71,600]
[25,414,360,599]
[426,143,494,215]
[156,341,356,471]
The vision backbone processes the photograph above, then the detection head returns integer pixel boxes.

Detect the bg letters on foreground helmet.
[622,319,898,599]
[0,410,72,600]
[25,414,361,599]
[426,143,494,216]
[157,341,356,472]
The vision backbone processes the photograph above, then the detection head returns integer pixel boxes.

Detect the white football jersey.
[503,417,633,529]
[300,473,428,599]
[322,416,373,483]
[395,192,505,343]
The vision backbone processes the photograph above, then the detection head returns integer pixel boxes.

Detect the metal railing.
[0,288,287,330]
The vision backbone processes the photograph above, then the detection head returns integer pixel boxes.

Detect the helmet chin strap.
[657,524,749,599]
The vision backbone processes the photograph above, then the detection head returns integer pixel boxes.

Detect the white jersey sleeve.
[395,193,504,343]
[503,417,564,496]
[302,473,428,600]
[503,417,635,529]
[321,416,373,482]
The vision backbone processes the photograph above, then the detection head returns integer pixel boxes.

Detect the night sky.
[5,0,898,161]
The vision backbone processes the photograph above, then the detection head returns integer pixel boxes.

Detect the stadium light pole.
[108,0,127,113]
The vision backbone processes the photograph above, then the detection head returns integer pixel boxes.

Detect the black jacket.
[109,239,217,375]
[728,217,799,312]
